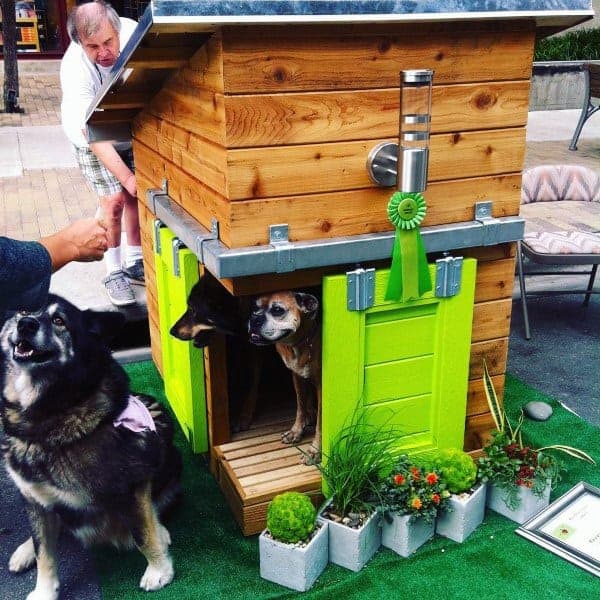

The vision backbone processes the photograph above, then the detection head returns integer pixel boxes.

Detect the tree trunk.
[1,0,23,113]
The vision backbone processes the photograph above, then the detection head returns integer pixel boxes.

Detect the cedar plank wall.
[133,20,535,452]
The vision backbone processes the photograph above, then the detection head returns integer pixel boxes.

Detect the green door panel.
[154,225,208,453]
[321,259,477,463]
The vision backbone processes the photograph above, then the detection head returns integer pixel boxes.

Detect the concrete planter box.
[318,507,381,572]
[381,513,435,558]
[259,520,328,592]
[487,482,551,524]
[436,483,487,543]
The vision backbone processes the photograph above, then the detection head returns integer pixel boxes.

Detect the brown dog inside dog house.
[171,273,322,462]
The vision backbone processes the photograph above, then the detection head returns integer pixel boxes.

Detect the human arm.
[88,140,137,196]
[0,220,108,312]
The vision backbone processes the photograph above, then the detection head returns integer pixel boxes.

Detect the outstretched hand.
[40,218,109,272]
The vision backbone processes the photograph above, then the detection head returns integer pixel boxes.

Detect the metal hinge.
[347,267,375,311]
[475,201,501,246]
[172,238,187,277]
[435,255,463,298]
[269,224,295,273]
[153,219,165,254]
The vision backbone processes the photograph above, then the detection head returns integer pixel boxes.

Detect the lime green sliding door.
[321,259,476,461]
[155,225,208,453]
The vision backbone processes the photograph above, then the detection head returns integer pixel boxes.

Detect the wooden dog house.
[86,1,593,535]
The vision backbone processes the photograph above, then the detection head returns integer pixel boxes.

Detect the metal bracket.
[153,219,165,254]
[196,218,220,264]
[146,179,169,214]
[435,255,463,298]
[347,267,375,311]
[172,238,187,277]
[269,224,295,273]
[475,201,502,246]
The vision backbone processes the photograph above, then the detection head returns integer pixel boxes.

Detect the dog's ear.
[294,292,319,318]
[83,310,127,343]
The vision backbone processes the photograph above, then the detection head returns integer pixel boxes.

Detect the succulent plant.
[266,492,316,544]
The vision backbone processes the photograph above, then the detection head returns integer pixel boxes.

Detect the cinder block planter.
[487,483,551,524]
[436,483,487,543]
[259,520,329,592]
[381,513,435,558]
[318,508,381,572]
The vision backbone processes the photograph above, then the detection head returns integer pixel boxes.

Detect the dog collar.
[113,395,156,433]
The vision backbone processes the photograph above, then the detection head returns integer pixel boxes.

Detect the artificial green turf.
[95,363,599,599]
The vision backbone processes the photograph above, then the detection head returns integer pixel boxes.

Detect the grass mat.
[95,363,599,599]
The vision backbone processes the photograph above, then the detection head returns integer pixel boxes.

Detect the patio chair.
[516,164,600,339]
[569,63,600,151]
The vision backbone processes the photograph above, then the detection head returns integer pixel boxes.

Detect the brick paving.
[0,73,61,127]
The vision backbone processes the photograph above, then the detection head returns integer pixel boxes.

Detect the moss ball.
[266,492,316,544]
[433,448,477,494]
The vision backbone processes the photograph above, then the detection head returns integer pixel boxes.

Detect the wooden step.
[215,421,323,535]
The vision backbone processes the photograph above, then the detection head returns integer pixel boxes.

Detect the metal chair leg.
[516,241,531,340]
[583,264,598,307]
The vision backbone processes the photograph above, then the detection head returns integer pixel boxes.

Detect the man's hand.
[40,218,109,272]
[123,172,137,197]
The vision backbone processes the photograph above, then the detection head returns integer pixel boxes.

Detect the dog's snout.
[17,316,40,336]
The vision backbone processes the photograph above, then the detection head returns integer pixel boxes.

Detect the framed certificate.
[516,481,600,577]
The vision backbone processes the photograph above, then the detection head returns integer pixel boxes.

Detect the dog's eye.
[270,305,285,317]
[52,316,65,327]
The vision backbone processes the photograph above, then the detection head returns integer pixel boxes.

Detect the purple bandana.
[113,396,156,433]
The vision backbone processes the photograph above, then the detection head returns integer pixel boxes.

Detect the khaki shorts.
[75,146,135,196]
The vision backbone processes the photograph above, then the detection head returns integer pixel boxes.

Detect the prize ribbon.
[385,191,432,301]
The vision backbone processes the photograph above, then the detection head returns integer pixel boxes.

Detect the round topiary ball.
[266,492,317,544]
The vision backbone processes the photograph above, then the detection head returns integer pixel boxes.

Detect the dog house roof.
[85,0,593,137]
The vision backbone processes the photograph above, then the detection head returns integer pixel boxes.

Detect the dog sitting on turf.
[170,273,262,431]
[0,294,181,598]
[248,291,322,463]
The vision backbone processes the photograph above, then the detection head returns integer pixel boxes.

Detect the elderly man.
[61,1,142,306]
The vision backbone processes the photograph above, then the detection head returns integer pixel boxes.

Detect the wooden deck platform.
[214,417,323,535]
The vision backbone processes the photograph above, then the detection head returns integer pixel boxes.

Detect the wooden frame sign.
[516,481,600,577]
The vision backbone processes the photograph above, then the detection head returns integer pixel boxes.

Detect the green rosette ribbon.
[385,191,432,302]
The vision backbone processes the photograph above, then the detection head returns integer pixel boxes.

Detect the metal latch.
[153,219,165,254]
[172,238,187,277]
[475,201,501,246]
[347,267,375,311]
[435,255,463,298]
[269,224,295,273]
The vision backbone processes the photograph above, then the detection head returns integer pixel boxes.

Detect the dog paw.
[281,428,303,444]
[26,582,59,600]
[139,559,174,591]
[9,538,36,573]
[301,444,322,465]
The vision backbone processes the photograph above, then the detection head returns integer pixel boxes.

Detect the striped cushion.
[521,165,600,204]
[524,231,600,256]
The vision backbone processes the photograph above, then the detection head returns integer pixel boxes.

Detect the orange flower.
[410,467,421,480]
[432,493,441,505]
[393,474,406,485]
[426,472,438,485]
[411,497,422,510]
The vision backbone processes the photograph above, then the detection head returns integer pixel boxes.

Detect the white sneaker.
[102,270,136,306]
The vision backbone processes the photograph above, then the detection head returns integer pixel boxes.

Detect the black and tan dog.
[0,294,181,599]
[170,274,261,431]
[248,291,322,463]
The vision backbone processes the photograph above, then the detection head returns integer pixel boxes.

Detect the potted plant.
[306,413,397,572]
[477,361,595,524]
[376,455,450,557]
[259,491,328,591]
[428,447,486,543]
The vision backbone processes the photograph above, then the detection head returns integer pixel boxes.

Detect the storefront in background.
[0,1,149,58]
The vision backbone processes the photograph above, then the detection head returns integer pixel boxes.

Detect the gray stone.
[523,401,553,421]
